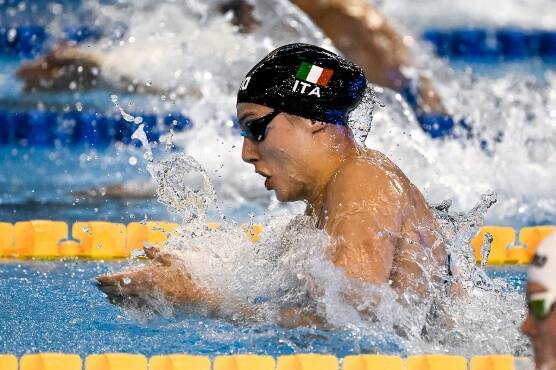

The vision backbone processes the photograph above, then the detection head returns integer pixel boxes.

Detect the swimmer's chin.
[272,188,296,203]
[264,176,273,191]
[263,179,297,202]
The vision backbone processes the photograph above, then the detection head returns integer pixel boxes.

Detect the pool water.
[0,145,171,224]
[0,261,527,357]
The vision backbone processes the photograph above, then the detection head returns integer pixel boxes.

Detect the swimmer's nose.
[241,137,259,164]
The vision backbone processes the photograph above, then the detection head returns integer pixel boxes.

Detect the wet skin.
[97,102,447,322]
[522,282,556,370]
[240,103,447,296]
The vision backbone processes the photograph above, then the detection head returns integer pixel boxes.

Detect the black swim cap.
[237,43,367,125]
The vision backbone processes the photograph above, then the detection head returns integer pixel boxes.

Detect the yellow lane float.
[0,220,553,263]
[0,353,535,370]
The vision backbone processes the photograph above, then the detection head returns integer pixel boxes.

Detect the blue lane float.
[423,28,556,58]
[0,26,48,57]
[0,110,192,147]
[0,25,100,57]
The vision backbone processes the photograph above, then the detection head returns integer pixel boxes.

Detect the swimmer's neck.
[303,139,360,225]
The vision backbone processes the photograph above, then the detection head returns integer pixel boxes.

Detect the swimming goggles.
[240,110,282,142]
[527,291,556,320]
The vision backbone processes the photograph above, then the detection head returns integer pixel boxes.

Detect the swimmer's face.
[522,281,556,369]
[237,103,319,202]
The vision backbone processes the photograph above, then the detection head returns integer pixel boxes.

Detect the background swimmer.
[97,44,449,326]
[522,231,556,370]
[16,0,444,118]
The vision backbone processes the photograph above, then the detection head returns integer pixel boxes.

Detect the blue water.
[0,146,172,224]
[0,261,527,357]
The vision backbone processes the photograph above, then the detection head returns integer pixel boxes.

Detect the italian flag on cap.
[296,61,334,87]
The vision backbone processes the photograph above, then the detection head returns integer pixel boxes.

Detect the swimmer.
[522,231,556,370]
[97,44,449,326]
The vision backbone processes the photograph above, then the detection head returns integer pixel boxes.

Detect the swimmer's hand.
[277,307,327,329]
[96,246,220,310]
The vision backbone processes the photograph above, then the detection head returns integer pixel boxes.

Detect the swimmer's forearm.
[290,0,410,90]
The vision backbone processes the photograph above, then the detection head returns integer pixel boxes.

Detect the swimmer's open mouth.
[264,177,273,190]
[256,170,272,190]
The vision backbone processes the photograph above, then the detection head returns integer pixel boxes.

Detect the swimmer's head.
[522,231,556,370]
[236,43,367,202]
[237,43,367,129]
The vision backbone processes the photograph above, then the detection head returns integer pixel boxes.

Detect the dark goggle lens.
[241,111,280,142]
[528,299,549,319]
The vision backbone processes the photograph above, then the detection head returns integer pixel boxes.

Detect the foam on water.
[49,0,556,356]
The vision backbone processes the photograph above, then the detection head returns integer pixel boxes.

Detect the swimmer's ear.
[308,120,326,134]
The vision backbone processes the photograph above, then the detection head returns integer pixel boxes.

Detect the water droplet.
[7,29,17,42]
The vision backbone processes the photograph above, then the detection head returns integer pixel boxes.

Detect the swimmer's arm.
[96,246,269,321]
[290,0,409,90]
[290,0,445,112]
[324,161,403,286]
[96,246,224,311]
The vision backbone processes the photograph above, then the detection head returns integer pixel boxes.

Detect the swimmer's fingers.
[96,273,128,298]
[143,245,175,266]
[155,251,175,267]
[143,245,161,260]
[96,268,155,299]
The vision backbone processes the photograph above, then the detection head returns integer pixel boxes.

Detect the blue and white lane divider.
[0,25,102,56]
[1,25,556,58]
[423,28,556,58]
[0,110,191,147]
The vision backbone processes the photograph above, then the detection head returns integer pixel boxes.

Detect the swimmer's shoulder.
[327,149,408,204]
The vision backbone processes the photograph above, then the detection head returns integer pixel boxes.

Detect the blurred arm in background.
[290,0,445,115]
[16,44,103,92]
